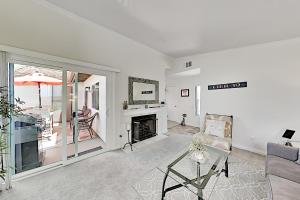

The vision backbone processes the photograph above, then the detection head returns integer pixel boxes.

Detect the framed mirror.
[128,77,159,105]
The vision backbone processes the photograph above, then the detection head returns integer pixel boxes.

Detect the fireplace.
[132,114,157,143]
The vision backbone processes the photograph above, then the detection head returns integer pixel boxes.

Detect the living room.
[0,0,300,199]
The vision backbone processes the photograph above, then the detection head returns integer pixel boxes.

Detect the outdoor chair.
[70,108,91,128]
[78,112,99,139]
[78,106,91,117]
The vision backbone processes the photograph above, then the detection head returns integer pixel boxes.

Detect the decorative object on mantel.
[181,89,189,97]
[145,104,148,109]
[189,137,208,163]
[128,76,159,105]
[181,114,187,126]
[122,123,133,151]
[123,100,128,110]
[208,81,247,90]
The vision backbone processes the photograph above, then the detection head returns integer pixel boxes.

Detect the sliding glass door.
[7,62,107,177]
[67,72,79,158]
[67,70,105,159]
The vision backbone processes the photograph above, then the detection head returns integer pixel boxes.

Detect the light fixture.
[85,87,91,92]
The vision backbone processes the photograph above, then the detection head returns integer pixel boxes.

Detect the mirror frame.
[128,76,159,105]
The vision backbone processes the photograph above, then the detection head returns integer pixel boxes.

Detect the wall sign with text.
[208,82,247,90]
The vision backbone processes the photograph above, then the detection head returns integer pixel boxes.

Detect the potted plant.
[0,87,23,189]
[189,136,209,163]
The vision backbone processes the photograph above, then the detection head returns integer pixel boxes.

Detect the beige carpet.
[166,124,200,136]
[1,134,266,200]
[167,120,179,129]
[133,155,267,200]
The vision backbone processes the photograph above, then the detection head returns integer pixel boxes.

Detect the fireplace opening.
[132,114,157,143]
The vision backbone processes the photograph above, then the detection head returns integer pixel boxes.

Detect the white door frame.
[1,46,119,183]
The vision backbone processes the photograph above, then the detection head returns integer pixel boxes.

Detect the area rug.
[168,120,180,129]
[133,155,267,200]
[166,125,200,136]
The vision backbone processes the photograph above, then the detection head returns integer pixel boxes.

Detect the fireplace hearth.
[132,114,157,143]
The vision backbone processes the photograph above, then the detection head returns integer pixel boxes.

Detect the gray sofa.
[266,143,300,199]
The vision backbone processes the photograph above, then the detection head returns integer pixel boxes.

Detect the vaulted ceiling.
[46,0,300,58]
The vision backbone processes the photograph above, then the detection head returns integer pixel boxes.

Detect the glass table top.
[158,144,230,200]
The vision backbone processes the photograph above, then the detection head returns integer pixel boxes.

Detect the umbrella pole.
[38,82,42,108]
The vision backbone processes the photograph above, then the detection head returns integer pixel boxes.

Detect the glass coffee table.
[159,145,230,200]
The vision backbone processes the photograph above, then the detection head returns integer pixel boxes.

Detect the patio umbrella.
[14,73,62,108]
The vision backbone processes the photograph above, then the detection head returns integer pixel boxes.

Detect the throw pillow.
[204,119,226,138]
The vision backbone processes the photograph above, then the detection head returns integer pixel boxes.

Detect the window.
[195,85,200,116]
[92,82,99,110]
[84,89,88,107]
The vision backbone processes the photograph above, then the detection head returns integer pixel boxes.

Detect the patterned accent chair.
[200,113,233,151]
[194,113,233,177]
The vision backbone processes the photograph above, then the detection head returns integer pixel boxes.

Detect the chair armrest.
[267,142,299,161]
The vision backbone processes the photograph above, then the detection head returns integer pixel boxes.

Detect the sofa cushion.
[267,143,298,161]
[268,175,300,200]
[267,155,300,184]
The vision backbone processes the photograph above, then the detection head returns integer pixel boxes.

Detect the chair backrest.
[82,105,87,111]
[83,109,91,117]
[203,113,233,138]
[88,112,98,127]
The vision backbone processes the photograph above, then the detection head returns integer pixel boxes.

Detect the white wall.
[15,86,41,109]
[81,75,107,142]
[15,85,56,108]
[166,75,200,127]
[15,85,63,122]
[77,82,85,110]
[0,0,172,148]
[173,38,300,154]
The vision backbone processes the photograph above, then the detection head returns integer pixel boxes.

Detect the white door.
[166,86,179,123]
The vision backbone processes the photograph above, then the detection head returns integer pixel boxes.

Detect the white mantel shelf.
[122,107,165,118]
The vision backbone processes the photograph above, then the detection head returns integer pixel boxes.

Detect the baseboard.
[233,144,266,155]
[168,120,200,128]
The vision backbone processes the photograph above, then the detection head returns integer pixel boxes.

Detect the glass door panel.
[67,72,78,158]
[9,63,63,174]
[66,71,105,159]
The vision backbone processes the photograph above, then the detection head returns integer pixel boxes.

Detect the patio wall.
[78,75,107,142]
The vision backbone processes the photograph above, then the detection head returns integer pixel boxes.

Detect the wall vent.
[185,61,192,68]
